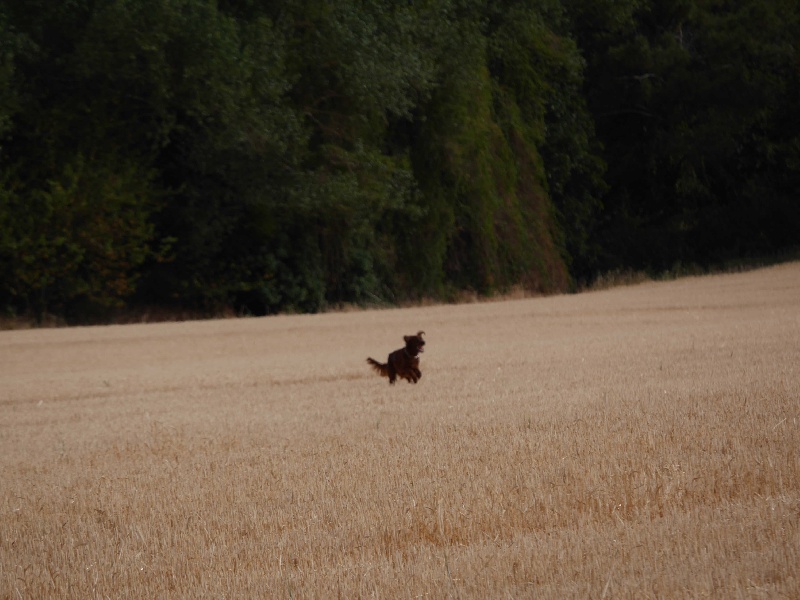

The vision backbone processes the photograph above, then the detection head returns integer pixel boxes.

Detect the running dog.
[367,331,425,384]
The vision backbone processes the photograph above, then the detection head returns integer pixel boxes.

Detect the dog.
[367,331,425,384]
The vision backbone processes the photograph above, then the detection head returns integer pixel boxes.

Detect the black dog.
[367,331,425,384]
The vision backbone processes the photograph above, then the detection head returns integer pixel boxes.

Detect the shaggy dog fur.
[367,331,425,384]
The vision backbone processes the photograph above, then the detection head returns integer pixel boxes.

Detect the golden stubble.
[1,263,799,598]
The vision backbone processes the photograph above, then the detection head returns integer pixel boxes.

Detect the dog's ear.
[403,335,411,343]
[417,331,425,338]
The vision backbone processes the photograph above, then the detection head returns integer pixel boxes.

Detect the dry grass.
[2,263,799,599]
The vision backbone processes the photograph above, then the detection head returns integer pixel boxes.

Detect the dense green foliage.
[1,0,797,322]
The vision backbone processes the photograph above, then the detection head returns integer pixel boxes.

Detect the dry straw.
[2,263,799,598]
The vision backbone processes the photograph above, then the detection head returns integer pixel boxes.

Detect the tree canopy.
[1,0,797,322]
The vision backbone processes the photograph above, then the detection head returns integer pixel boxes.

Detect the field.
[2,264,799,599]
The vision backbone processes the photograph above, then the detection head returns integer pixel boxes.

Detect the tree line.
[1,0,798,322]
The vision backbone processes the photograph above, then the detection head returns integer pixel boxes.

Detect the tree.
[0,155,158,321]
[486,0,606,283]
[405,0,592,295]
[0,0,163,320]
[567,0,800,273]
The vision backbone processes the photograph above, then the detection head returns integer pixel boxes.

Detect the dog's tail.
[366,357,389,378]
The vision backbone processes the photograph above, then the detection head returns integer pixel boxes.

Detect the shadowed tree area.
[1,0,797,322]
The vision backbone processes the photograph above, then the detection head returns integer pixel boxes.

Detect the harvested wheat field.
[2,264,800,599]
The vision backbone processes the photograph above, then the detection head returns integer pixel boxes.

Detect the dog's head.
[403,331,425,356]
